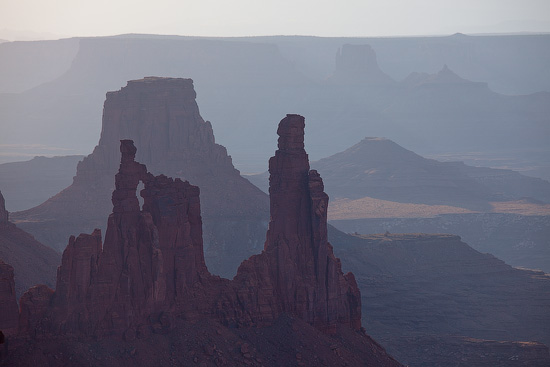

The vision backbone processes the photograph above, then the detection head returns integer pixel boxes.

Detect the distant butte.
[12,77,269,278]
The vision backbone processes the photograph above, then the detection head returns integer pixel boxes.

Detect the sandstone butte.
[0,115,402,366]
[12,77,269,278]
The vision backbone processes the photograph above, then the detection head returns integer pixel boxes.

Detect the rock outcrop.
[48,139,212,336]
[12,77,269,277]
[13,116,362,340]
[2,116,401,366]
[232,115,361,333]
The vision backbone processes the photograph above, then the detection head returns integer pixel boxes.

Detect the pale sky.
[1,0,550,40]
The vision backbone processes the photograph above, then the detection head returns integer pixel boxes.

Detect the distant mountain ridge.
[0,34,548,179]
[402,64,488,89]
[314,137,550,211]
[247,136,550,212]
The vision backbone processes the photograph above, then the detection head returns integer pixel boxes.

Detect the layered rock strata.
[16,116,361,340]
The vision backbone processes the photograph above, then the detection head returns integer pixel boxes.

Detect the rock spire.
[13,115,361,338]
[13,77,269,279]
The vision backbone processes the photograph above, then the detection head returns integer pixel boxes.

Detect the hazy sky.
[1,0,550,40]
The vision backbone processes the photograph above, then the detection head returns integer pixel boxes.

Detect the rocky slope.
[12,77,269,277]
[329,227,550,366]
[0,191,59,297]
[332,214,550,273]
[1,116,401,366]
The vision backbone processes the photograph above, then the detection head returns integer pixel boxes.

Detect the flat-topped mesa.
[78,77,230,181]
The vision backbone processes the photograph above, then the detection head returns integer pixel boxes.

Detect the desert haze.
[0,2,549,365]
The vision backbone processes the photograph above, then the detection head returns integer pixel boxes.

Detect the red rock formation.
[0,259,18,335]
[232,114,361,333]
[330,44,395,85]
[48,140,211,336]
[16,115,361,340]
[13,77,268,278]
[6,116,402,366]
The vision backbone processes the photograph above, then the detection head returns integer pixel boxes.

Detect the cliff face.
[12,77,269,277]
[15,116,362,342]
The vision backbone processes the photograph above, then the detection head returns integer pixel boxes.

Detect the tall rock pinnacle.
[51,139,210,336]
[5,116,405,365]
[261,114,361,332]
[13,115,362,338]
